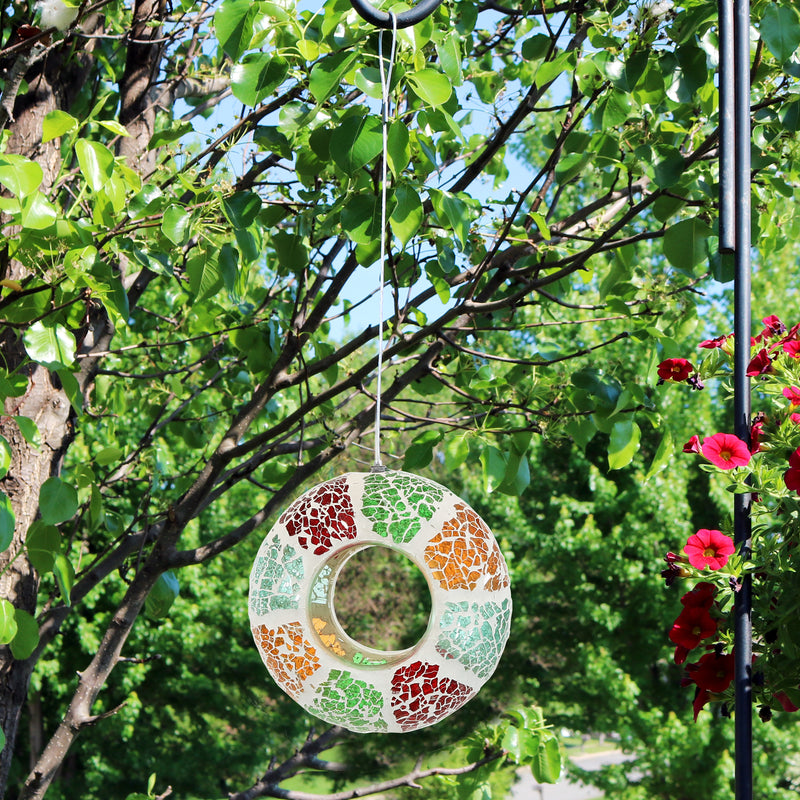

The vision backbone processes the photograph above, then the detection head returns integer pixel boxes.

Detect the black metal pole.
[732,0,753,797]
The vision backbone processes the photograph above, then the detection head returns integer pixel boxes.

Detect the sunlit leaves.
[407,68,452,105]
[0,154,43,198]
[75,139,114,192]
[23,322,76,370]
[231,54,288,106]
[608,418,642,470]
[214,0,260,60]
[0,600,18,645]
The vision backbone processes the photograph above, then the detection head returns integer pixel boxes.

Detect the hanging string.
[373,14,398,469]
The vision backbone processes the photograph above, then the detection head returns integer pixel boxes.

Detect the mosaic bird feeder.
[248,470,512,733]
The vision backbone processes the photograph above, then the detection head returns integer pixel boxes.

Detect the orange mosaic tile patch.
[253,622,321,697]
[424,503,510,591]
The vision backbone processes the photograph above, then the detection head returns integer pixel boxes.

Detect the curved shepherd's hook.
[348,0,443,28]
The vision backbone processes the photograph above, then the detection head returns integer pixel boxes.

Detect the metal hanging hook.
[349,0,443,29]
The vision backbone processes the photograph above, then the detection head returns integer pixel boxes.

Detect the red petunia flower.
[699,335,729,349]
[657,358,694,382]
[685,651,735,720]
[670,606,717,653]
[746,348,774,377]
[750,418,764,454]
[683,435,701,454]
[680,582,716,609]
[760,314,786,339]
[784,387,800,406]
[701,433,751,470]
[684,529,736,570]
[686,650,735,693]
[792,413,800,425]
[776,691,800,713]
[784,447,800,495]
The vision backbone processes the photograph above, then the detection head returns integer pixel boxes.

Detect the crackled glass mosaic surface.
[249,470,512,733]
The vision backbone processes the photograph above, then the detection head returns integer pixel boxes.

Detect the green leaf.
[231,54,288,107]
[341,194,381,245]
[663,217,712,270]
[186,251,223,302]
[531,736,561,784]
[330,115,383,174]
[75,139,115,192]
[390,184,423,247]
[21,193,58,230]
[760,4,800,64]
[13,416,39,448]
[644,428,674,482]
[0,154,43,198]
[42,110,78,143]
[39,477,79,525]
[222,191,261,229]
[407,69,453,106]
[148,121,194,149]
[145,571,180,619]
[308,51,358,104]
[0,600,18,645]
[403,430,443,470]
[10,608,39,660]
[481,445,506,494]
[56,368,83,414]
[272,231,309,272]
[95,446,124,466]
[161,204,191,245]
[0,492,14,553]
[26,521,61,573]
[214,0,259,60]
[387,120,411,178]
[0,727,5,753]
[97,119,130,137]
[608,418,642,470]
[0,435,10,480]
[444,434,470,471]
[53,554,75,606]
[23,322,76,369]
[436,32,463,85]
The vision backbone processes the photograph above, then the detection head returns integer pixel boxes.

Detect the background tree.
[0,0,799,797]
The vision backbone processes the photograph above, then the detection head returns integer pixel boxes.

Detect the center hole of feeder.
[333,545,432,653]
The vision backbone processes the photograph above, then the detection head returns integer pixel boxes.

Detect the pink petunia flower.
[657,358,694,382]
[784,341,800,358]
[784,387,800,406]
[683,435,701,454]
[699,335,729,349]
[792,413,800,425]
[684,529,736,570]
[701,433,751,470]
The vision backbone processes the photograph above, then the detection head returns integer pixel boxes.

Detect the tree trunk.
[0,20,100,794]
